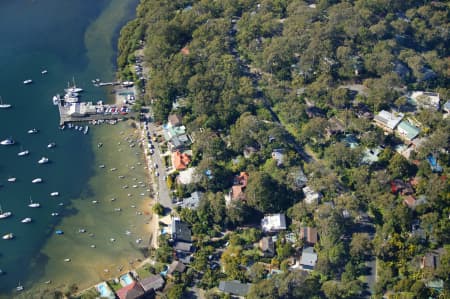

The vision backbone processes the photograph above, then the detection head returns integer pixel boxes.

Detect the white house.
[302,186,322,205]
[261,214,287,233]
[409,91,440,110]
[374,110,404,132]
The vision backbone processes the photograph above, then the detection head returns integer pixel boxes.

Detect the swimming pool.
[119,273,134,286]
[96,282,115,299]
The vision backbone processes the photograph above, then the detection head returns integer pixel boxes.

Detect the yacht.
[63,92,79,103]
[28,199,40,208]
[32,178,42,183]
[38,157,49,164]
[2,233,14,240]
[50,192,59,197]
[64,78,83,93]
[47,142,56,148]
[17,149,29,156]
[41,70,48,75]
[16,282,24,292]
[0,205,12,219]
[23,79,33,85]
[7,177,16,183]
[1,138,15,145]
[27,128,38,134]
[21,218,32,223]
[0,97,12,109]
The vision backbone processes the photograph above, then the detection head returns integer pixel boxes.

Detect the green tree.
[152,203,164,216]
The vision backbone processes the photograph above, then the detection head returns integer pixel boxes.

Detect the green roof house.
[397,120,420,142]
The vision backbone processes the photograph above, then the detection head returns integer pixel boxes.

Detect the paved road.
[146,121,172,210]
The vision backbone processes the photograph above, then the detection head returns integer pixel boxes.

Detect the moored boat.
[2,233,14,240]
[23,79,33,85]
[50,192,59,197]
[41,70,48,75]
[7,177,16,183]
[47,142,56,148]
[38,157,49,164]
[27,128,38,134]
[0,205,12,219]
[32,178,42,183]
[0,96,12,109]
[28,199,40,208]
[18,149,29,156]
[21,217,32,223]
[1,138,15,145]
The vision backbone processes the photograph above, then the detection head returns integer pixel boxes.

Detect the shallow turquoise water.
[0,0,141,295]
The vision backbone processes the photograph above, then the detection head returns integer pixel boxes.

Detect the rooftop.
[172,151,191,170]
[171,217,192,242]
[139,274,165,292]
[302,186,322,204]
[180,191,203,209]
[374,110,404,130]
[167,261,186,275]
[397,120,420,141]
[219,280,251,297]
[116,281,144,299]
[300,247,318,269]
[261,213,287,232]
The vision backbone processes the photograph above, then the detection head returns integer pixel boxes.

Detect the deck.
[58,104,137,125]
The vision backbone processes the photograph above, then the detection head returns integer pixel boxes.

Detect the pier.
[58,102,136,125]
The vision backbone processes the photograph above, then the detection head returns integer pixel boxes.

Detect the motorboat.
[78,228,86,233]
[2,233,14,240]
[1,138,15,145]
[41,70,48,75]
[50,192,59,197]
[110,238,116,242]
[98,164,105,168]
[18,149,29,156]
[74,125,79,130]
[47,142,56,148]
[55,230,64,235]
[52,95,60,105]
[92,200,99,204]
[114,208,122,212]
[28,200,40,208]
[7,177,16,183]
[83,126,89,135]
[64,258,71,262]
[27,128,38,134]
[38,157,49,164]
[90,244,96,248]
[23,79,33,84]
[32,178,42,183]
[51,212,59,216]
[0,97,12,109]
[0,205,12,219]
[21,217,32,223]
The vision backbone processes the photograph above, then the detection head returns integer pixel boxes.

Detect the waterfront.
[0,0,142,296]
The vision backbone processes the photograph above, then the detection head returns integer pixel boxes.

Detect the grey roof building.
[300,247,318,271]
[180,191,203,209]
[171,217,192,243]
[219,280,251,297]
[139,274,165,292]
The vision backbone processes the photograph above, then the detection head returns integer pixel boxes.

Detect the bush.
[152,202,164,216]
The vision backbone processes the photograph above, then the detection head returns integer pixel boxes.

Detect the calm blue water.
[0,0,138,294]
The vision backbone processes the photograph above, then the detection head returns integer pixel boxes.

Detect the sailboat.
[0,96,12,109]
[0,205,12,219]
[28,198,41,208]
[64,77,83,93]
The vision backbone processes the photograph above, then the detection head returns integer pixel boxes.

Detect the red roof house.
[172,151,191,170]
[116,281,145,299]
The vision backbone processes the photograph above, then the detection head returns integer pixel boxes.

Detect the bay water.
[0,0,151,297]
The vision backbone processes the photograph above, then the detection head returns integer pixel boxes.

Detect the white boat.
[18,149,29,156]
[0,138,15,145]
[51,212,59,216]
[21,217,32,223]
[0,205,12,219]
[27,128,38,134]
[50,192,59,197]
[2,233,14,240]
[28,199,40,208]
[83,126,89,135]
[7,177,16,182]
[41,70,48,75]
[23,79,33,85]
[38,157,49,164]
[52,95,60,105]
[32,178,42,184]
[16,282,24,292]
[64,78,83,93]
[63,92,79,103]
[0,96,12,109]
[64,258,71,262]
[92,200,99,204]
[47,142,56,148]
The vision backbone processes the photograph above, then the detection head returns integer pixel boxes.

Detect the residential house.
[218,280,251,298]
[421,248,445,270]
[116,282,145,299]
[168,114,182,128]
[139,274,165,293]
[391,179,414,195]
[300,247,318,271]
[171,151,191,170]
[397,120,420,142]
[271,149,285,167]
[171,217,192,243]
[177,167,200,185]
[302,186,322,205]
[374,110,404,132]
[403,195,427,210]
[167,134,190,152]
[261,213,287,233]
[361,147,382,164]
[299,227,318,245]
[408,91,440,110]
[259,236,275,257]
[167,261,186,278]
[326,117,345,137]
[229,172,249,203]
[243,146,258,158]
[444,100,450,113]
[173,241,193,253]
[179,191,203,209]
